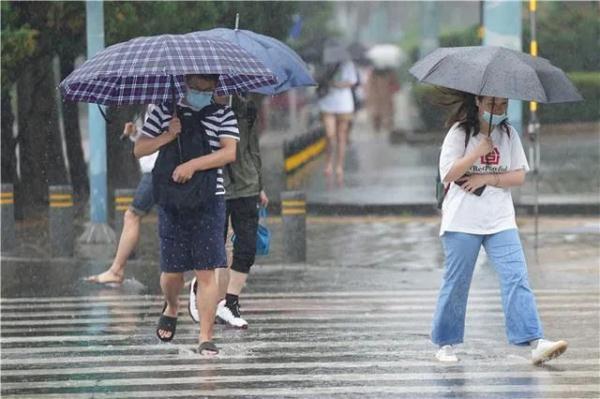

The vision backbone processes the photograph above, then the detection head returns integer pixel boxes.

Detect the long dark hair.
[433,87,510,137]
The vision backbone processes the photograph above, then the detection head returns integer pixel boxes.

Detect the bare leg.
[85,209,141,284]
[321,112,337,177]
[335,117,351,184]
[195,269,219,343]
[216,224,234,298]
[227,270,248,296]
[216,248,233,300]
[157,272,184,340]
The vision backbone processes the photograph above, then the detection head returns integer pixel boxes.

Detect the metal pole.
[229,13,240,108]
[528,0,541,249]
[78,0,116,253]
[86,0,107,225]
[419,1,439,59]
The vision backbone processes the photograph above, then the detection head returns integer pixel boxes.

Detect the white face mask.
[185,89,213,109]
[481,110,508,125]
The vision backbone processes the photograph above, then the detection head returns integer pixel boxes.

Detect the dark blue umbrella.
[59,32,277,106]
[199,28,315,95]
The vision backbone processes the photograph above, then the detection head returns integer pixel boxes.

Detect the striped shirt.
[141,101,240,195]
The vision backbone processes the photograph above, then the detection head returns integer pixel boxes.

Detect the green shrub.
[524,72,600,123]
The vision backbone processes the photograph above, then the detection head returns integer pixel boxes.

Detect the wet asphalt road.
[1,215,599,398]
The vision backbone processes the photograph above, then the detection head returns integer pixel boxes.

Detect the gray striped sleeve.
[141,104,172,138]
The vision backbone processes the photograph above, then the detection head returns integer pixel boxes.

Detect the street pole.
[528,0,541,249]
[78,0,115,254]
[482,0,523,135]
[419,1,439,59]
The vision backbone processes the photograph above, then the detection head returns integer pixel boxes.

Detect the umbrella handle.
[170,75,183,163]
[487,98,495,136]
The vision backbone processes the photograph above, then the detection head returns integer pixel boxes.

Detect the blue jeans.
[431,229,543,346]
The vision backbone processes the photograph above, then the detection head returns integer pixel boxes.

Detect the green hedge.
[412,71,600,131]
[524,71,600,124]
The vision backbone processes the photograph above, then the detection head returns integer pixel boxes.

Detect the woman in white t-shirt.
[317,61,358,184]
[431,92,567,365]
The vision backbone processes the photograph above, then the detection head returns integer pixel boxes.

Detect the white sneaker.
[188,278,199,323]
[435,345,458,362]
[216,299,248,329]
[531,339,568,365]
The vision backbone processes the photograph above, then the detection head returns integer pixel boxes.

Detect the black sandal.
[199,341,219,356]
[156,302,177,342]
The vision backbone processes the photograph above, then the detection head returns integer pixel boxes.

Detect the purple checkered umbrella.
[59,32,277,106]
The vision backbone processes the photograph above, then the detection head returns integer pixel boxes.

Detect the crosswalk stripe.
[2,357,600,382]
[3,384,600,399]
[2,318,599,335]
[3,337,597,356]
[3,372,599,391]
[1,289,596,303]
[2,287,598,397]
[2,349,598,368]
[1,310,597,329]
[2,294,597,310]
[2,312,598,332]
[3,303,597,319]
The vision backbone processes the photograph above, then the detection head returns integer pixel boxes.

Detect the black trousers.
[224,195,259,274]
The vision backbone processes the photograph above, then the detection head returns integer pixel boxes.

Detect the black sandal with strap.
[199,341,219,356]
[156,302,177,342]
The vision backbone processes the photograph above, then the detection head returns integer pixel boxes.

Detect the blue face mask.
[482,110,508,126]
[186,89,213,109]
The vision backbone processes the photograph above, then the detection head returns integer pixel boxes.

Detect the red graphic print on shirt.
[481,147,500,165]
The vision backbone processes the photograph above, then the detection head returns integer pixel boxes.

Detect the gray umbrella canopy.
[323,40,351,65]
[409,46,582,103]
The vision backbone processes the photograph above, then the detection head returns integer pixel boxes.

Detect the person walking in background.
[189,94,268,329]
[85,108,158,285]
[431,90,568,365]
[317,59,358,186]
[366,67,400,133]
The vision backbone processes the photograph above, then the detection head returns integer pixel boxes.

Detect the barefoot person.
[317,59,358,185]
[86,112,157,285]
[432,91,568,365]
[134,74,238,355]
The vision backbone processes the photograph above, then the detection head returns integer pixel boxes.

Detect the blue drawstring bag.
[232,207,271,256]
[255,208,271,256]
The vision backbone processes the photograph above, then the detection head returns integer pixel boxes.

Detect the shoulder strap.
[464,126,471,149]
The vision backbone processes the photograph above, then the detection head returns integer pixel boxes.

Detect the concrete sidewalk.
[259,89,599,215]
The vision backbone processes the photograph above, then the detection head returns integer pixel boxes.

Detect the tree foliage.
[2,0,311,219]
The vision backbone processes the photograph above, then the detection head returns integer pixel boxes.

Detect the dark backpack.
[435,129,471,209]
[152,103,223,211]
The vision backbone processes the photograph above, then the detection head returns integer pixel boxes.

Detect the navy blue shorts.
[130,173,155,216]
[158,196,227,273]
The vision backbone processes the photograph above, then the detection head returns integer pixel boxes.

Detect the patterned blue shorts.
[158,196,227,273]
[130,173,155,215]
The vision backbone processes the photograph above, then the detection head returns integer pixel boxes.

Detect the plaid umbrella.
[59,32,277,106]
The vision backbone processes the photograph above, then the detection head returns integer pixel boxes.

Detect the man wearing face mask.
[134,74,239,356]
